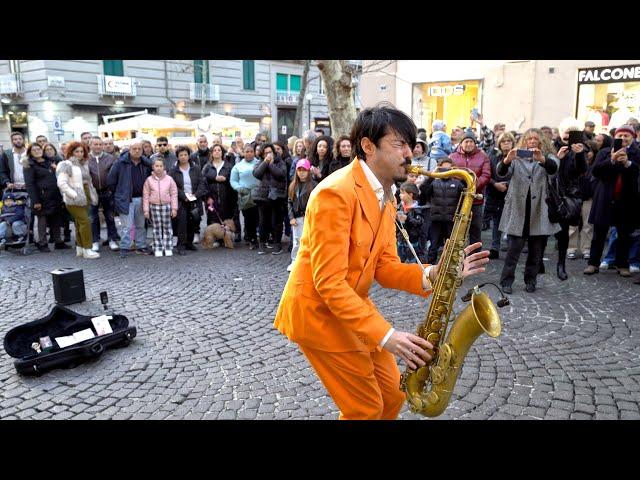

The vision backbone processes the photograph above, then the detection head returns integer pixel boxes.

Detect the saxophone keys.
[426,390,439,405]
[429,319,442,331]
[431,365,444,384]
[416,366,430,382]
[427,332,440,345]
[438,344,452,370]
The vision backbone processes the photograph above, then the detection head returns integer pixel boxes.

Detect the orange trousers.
[299,345,405,420]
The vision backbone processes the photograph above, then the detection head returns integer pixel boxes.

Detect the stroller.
[0,188,36,255]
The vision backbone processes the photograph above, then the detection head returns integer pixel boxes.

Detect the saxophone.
[400,166,502,417]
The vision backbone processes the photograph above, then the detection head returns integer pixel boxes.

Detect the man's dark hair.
[156,136,169,144]
[400,182,419,199]
[350,104,417,161]
[35,135,47,141]
[81,131,92,138]
[175,145,192,157]
[417,128,427,134]
[243,143,255,152]
[10,131,24,139]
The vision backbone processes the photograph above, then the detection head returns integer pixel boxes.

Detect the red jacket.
[450,145,491,205]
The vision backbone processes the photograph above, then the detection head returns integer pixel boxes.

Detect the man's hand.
[216,175,226,182]
[613,149,628,163]
[290,218,297,226]
[33,203,42,211]
[503,148,517,165]
[570,143,585,154]
[144,212,150,220]
[557,146,570,160]
[494,182,508,193]
[6,183,14,189]
[171,209,177,218]
[383,331,433,370]
[532,148,545,164]
[429,242,489,282]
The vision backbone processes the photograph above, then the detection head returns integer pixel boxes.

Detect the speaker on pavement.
[50,268,86,306]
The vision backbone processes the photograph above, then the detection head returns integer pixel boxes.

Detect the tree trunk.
[293,60,311,138]
[317,60,356,139]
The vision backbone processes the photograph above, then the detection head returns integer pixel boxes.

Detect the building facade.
[360,60,640,135]
[0,60,345,148]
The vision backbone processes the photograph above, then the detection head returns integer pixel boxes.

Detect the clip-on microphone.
[461,283,510,308]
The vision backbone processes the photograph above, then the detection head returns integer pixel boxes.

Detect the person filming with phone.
[583,125,640,278]
[496,128,560,293]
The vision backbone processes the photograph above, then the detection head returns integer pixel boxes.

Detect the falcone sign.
[104,75,134,94]
[578,65,640,85]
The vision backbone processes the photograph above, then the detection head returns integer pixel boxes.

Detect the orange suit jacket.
[274,158,432,353]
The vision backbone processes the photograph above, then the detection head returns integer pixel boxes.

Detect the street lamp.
[306,93,313,130]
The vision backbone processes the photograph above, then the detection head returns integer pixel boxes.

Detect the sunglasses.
[157,143,167,147]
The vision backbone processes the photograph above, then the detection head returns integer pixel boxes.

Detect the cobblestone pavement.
[1,230,639,420]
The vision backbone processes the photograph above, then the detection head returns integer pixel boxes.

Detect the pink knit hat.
[615,124,637,138]
[296,159,311,170]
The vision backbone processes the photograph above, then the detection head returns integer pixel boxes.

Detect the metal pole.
[308,100,311,129]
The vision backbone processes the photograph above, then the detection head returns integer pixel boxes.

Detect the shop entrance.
[413,81,480,135]
[4,104,29,141]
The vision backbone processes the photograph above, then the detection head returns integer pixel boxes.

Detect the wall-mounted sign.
[48,76,66,88]
[577,65,640,84]
[104,75,134,95]
[427,84,465,97]
[276,92,299,104]
[0,74,19,94]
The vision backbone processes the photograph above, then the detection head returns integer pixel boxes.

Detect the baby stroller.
[0,189,35,255]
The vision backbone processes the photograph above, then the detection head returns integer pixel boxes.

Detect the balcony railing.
[189,83,220,102]
[97,74,137,97]
[0,73,23,95]
[276,90,300,105]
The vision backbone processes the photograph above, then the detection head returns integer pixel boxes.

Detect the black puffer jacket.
[169,164,207,214]
[189,148,210,169]
[22,157,63,215]
[252,155,287,202]
[485,150,512,215]
[328,156,351,175]
[422,170,465,222]
[555,141,588,198]
[202,160,235,220]
[396,204,426,244]
[288,179,318,219]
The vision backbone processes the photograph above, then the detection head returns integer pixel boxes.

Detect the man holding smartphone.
[584,125,640,277]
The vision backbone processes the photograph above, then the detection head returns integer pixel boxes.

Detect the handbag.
[238,188,255,210]
[546,175,582,226]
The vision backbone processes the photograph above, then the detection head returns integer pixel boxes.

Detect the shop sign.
[48,76,66,88]
[427,84,465,97]
[104,75,134,95]
[578,65,640,84]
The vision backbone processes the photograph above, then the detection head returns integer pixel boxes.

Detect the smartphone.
[517,149,533,158]
[568,131,583,146]
[231,141,237,148]
[471,108,479,121]
[613,138,623,151]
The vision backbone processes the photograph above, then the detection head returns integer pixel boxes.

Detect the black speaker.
[50,268,86,306]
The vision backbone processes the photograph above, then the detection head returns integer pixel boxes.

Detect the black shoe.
[249,242,258,250]
[489,249,499,259]
[525,283,536,293]
[557,263,568,281]
[539,263,545,274]
[102,239,110,246]
[265,242,273,249]
[257,245,266,255]
[185,244,197,251]
[136,248,152,255]
[54,242,71,250]
[37,243,50,253]
[272,244,283,255]
[502,285,513,294]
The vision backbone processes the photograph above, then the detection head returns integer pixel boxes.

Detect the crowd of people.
[2,112,640,289]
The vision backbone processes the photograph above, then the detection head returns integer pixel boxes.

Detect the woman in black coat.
[328,135,352,175]
[485,132,515,259]
[584,127,640,276]
[43,142,71,242]
[202,144,235,224]
[252,143,288,255]
[274,141,293,240]
[169,146,207,254]
[308,135,334,182]
[23,143,69,251]
[551,128,588,280]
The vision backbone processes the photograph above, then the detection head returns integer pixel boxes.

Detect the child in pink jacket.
[143,158,178,257]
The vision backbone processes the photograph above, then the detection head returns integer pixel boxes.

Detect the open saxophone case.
[3,270,136,375]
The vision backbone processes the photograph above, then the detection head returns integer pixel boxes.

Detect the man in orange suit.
[274,105,490,420]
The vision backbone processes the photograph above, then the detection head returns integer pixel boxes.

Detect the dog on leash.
[201,219,236,249]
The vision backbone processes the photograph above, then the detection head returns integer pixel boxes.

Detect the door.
[277,107,296,144]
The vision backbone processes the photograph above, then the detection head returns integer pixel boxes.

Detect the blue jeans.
[118,197,146,250]
[603,227,640,267]
[489,210,503,251]
[90,191,118,242]
[0,220,27,240]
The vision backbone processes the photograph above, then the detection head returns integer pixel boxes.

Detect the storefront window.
[413,80,480,135]
[576,65,640,131]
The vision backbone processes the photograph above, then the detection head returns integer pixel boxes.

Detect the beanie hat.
[295,158,311,170]
[615,124,637,138]
[461,128,477,143]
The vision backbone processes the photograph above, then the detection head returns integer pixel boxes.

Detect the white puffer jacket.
[56,159,98,207]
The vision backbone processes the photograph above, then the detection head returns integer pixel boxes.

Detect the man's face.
[494,125,505,137]
[412,143,424,157]
[212,136,222,145]
[36,136,47,147]
[81,133,91,145]
[461,138,476,153]
[11,135,24,149]
[451,128,463,143]
[585,124,595,135]
[157,139,169,153]
[129,143,142,159]
[198,137,208,150]
[90,138,104,155]
[366,132,413,185]
[103,139,115,152]
[615,132,634,148]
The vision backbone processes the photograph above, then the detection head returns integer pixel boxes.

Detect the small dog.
[201,219,236,249]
